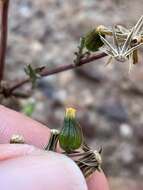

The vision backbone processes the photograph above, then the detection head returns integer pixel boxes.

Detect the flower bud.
[84,29,105,52]
[59,108,83,153]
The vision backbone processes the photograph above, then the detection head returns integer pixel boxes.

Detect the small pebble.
[119,124,133,138]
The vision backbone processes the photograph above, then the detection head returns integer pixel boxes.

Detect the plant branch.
[0,0,9,82]
[8,52,107,94]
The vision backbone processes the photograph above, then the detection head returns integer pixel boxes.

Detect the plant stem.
[8,52,107,94]
[0,0,9,82]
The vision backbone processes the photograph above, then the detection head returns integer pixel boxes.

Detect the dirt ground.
[1,0,143,189]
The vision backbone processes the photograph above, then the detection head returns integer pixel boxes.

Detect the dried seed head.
[96,25,106,32]
[73,146,103,177]
[100,24,143,66]
[94,150,102,165]
[10,134,25,144]
[96,25,112,35]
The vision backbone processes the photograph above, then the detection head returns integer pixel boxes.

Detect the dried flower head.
[100,27,142,62]
[10,134,25,144]
[99,16,143,71]
[68,143,102,178]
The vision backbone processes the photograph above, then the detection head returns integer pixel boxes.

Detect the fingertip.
[86,171,109,190]
[0,145,88,190]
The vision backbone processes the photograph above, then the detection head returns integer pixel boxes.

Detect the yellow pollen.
[65,108,76,118]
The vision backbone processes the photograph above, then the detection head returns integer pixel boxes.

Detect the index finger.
[0,105,51,148]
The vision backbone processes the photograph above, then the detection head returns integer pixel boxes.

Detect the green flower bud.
[59,108,83,153]
[84,28,105,52]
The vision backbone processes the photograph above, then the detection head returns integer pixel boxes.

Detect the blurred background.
[2,0,143,189]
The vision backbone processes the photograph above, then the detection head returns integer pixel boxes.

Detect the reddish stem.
[8,52,107,93]
[0,0,9,82]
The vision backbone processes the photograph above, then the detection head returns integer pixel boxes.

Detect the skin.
[0,105,109,190]
[0,144,87,190]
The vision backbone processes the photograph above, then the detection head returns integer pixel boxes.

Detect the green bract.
[85,29,105,52]
[59,108,83,153]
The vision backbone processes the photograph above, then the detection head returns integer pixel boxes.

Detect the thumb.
[0,144,87,190]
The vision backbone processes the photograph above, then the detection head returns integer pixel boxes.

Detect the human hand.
[0,105,109,190]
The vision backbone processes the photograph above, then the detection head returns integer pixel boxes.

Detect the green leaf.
[22,101,36,117]
[24,65,41,88]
